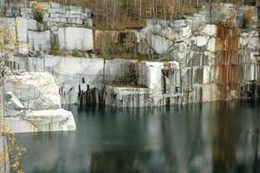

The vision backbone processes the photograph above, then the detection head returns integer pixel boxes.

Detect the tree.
[0,23,25,173]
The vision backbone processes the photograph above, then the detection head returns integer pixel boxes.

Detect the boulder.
[5,108,76,133]
[5,72,61,110]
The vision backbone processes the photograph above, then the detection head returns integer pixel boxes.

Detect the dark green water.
[15,101,260,173]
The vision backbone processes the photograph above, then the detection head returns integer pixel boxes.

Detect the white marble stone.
[6,108,76,133]
[42,55,103,104]
[28,30,51,52]
[16,17,28,43]
[0,17,15,30]
[27,18,43,31]
[105,86,149,107]
[5,72,61,110]
[145,62,164,93]
[202,24,216,36]
[5,92,25,110]
[194,35,208,47]
[206,37,216,52]
[151,35,169,54]
[58,27,93,51]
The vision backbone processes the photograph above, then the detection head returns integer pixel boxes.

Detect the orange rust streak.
[216,22,239,99]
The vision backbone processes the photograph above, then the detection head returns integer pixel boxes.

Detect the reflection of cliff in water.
[15,101,260,173]
[89,101,260,173]
[212,103,236,173]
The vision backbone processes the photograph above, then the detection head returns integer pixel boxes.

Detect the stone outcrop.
[5,72,61,110]
[0,1,93,27]
[0,1,93,55]
[5,108,75,133]
[58,27,93,51]
[4,72,76,132]
[2,2,260,107]
[7,55,104,104]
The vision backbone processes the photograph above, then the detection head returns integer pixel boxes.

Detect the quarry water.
[16,100,260,173]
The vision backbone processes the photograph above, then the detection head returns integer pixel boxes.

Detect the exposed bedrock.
[4,72,76,132]
[6,54,260,107]
[2,3,260,107]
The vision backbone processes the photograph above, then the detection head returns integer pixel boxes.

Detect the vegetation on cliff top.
[30,0,254,29]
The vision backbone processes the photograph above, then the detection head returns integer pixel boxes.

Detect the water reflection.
[15,101,260,173]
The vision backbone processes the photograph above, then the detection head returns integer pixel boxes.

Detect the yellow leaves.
[0,123,9,136]
[32,2,44,22]
[10,160,19,169]
[0,26,4,49]
[7,132,26,173]
[0,25,16,53]
[0,123,25,173]
[0,153,7,162]
[32,2,44,14]
[6,28,16,44]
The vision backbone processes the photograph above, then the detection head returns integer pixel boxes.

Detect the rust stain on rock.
[216,22,238,99]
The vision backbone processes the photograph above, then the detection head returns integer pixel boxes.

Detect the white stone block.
[194,35,208,47]
[50,2,60,8]
[6,108,76,133]
[81,13,89,19]
[203,66,211,83]
[0,17,15,30]
[16,17,28,43]
[145,62,164,93]
[206,37,216,52]
[105,86,150,107]
[27,18,38,30]
[75,18,83,25]
[60,17,67,23]
[5,72,61,110]
[28,30,51,52]
[239,33,248,47]
[182,26,192,38]
[202,24,217,36]
[69,6,82,14]
[84,19,93,27]
[248,37,259,49]
[17,43,29,55]
[151,35,169,54]
[58,27,93,51]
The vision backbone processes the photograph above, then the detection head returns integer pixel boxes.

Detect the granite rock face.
[28,30,51,52]
[7,55,104,105]
[5,109,76,133]
[2,3,260,107]
[58,27,93,51]
[4,72,76,132]
[1,1,93,27]
[0,1,93,55]
[5,72,61,110]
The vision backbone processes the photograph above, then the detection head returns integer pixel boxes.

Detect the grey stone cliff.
[1,2,260,108]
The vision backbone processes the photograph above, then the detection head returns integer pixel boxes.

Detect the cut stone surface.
[6,108,76,133]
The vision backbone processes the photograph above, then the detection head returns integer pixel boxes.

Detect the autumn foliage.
[32,0,249,29]
[0,123,25,173]
[32,2,44,23]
